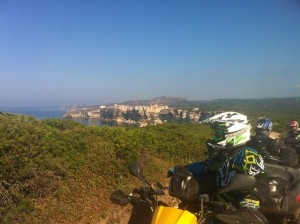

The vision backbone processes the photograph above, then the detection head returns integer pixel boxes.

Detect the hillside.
[179,97,300,114]
[120,97,300,133]
[120,96,187,106]
[0,113,211,223]
[119,97,300,113]
[120,96,300,114]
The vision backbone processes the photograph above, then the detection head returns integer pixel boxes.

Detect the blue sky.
[0,0,299,106]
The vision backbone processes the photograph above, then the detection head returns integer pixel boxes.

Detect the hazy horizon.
[1,1,299,107]
[1,95,300,108]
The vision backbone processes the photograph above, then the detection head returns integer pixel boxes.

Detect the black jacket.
[248,136,280,157]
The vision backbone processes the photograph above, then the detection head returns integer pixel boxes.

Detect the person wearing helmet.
[254,117,273,139]
[167,112,269,224]
[248,118,283,158]
[284,121,300,157]
[288,121,300,140]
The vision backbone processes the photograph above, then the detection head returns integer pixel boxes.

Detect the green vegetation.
[175,98,300,135]
[0,113,211,223]
[0,98,299,223]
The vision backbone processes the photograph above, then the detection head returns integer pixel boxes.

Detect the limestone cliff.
[64,104,220,127]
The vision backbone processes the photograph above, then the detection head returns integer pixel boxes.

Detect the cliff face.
[64,104,220,127]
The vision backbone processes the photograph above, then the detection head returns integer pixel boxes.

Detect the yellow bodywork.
[151,206,197,224]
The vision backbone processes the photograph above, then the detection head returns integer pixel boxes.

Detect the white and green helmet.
[201,111,251,148]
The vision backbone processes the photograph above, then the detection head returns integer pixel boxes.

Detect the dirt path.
[269,132,281,139]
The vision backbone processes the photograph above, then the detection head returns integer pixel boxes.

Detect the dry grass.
[25,158,177,224]
[269,132,281,139]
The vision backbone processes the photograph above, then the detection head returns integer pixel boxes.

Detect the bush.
[1,108,297,223]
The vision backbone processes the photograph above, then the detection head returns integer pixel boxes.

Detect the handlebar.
[133,186,165,197]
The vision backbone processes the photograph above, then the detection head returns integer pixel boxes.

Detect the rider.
[288,121,300,140]
[247,117,290,164]
[248,117,277,157]
[284,121,300,156]
[168,112,269,224]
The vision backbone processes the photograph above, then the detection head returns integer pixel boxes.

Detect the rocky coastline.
[64,104,221,127]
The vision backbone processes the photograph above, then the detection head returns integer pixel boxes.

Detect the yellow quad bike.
[110,163,259,224]
[111,162,300,224]
[110,162,198,224]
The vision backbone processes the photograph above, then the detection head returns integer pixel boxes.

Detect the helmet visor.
[255,128,269,137]
[213,128,226,142]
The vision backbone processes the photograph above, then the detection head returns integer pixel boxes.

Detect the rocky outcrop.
[64,104,222,127]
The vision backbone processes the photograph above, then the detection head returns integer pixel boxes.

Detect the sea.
[0,106,126,127]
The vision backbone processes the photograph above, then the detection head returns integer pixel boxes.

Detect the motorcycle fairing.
[151,206,197,224]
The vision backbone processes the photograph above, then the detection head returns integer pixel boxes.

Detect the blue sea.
[0,106,66,119]
[0,106,126,127]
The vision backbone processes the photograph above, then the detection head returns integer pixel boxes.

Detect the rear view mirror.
[110,189,130,206]
[129,162,145,181]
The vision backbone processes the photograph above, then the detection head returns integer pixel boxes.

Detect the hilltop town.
[64,104,220,127]
[63,96,300,127]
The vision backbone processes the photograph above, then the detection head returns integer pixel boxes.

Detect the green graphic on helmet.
[226,135,247,146]
[213,124,226,142]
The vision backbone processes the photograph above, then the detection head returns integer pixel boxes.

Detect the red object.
[296,195,300,203]
[291,121,299,128]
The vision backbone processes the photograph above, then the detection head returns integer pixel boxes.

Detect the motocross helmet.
[255,117,272,139]
[290,121,299,133]
[201,112,251,156]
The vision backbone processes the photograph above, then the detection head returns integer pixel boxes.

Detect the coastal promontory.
[64,103,218,127]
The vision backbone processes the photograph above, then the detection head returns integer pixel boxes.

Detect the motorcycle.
[111,163,262,223]
[110,163,169,224]
[111,161,300,224]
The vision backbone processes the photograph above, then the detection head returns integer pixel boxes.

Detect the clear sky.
[0,0,299,106]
